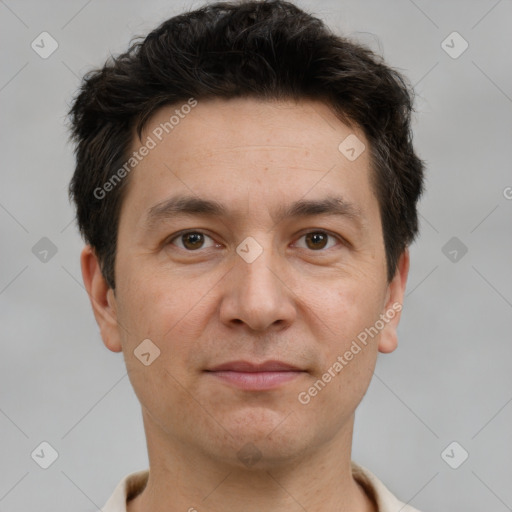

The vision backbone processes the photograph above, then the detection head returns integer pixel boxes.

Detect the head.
[69,0,424,469]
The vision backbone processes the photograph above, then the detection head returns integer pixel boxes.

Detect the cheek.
[304,274,385,404]
[116,259,186,331]
[115,266,213,372]
[115,275,203,411]
[318,275,386,338]
[304,285,382,413]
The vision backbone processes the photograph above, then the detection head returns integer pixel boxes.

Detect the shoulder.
[101,469,149,512]
[351,461,423,512]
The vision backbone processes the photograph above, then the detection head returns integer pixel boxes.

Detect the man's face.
[88,98,407,468]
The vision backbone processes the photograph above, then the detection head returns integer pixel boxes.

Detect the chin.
[208,407,312,466]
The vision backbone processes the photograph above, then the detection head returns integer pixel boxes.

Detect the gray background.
[1,0,511,511]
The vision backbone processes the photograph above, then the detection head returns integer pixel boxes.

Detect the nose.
[219,239,297,332]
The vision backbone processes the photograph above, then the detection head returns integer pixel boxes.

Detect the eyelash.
[167,229,344,252]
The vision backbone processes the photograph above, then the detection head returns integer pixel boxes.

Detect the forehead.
[119,97,377,227]
[139,97,363,159]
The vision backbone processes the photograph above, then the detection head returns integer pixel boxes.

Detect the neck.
[127,411,376,512]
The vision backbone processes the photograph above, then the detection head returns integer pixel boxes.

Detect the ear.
[378,249,410,354]
[80,245,122,353]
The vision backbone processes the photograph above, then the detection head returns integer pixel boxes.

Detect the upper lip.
[206,360,303,372]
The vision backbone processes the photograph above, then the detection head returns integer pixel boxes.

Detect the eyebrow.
[144,194,364,231]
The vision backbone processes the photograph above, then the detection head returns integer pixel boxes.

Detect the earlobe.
[80,245,123,353]
[378,250,410,354]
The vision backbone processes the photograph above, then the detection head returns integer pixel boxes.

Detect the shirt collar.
[102,462,422,512]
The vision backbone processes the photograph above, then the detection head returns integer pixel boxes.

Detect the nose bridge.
[220,232,295,331]
[235,233,280,299]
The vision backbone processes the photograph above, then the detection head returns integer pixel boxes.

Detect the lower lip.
[206,371,304,390]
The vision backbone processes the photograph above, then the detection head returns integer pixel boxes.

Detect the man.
[68,1,425,510]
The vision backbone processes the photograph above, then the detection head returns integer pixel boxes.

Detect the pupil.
[306,232,327,249]
[184,232,203,249]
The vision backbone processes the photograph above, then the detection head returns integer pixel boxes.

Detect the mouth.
[204,360,306,391]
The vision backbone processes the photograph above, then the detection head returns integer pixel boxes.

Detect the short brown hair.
[68,0,425,289]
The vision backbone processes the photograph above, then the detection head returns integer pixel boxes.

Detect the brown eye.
[294,231,339,251]
[170,231,216,251]
[304,232,328,250]
[182,232,204,250]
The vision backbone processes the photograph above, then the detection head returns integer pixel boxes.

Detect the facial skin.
[81,97,409,512]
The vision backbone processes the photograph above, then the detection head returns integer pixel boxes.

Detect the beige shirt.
[102,462,422,511]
